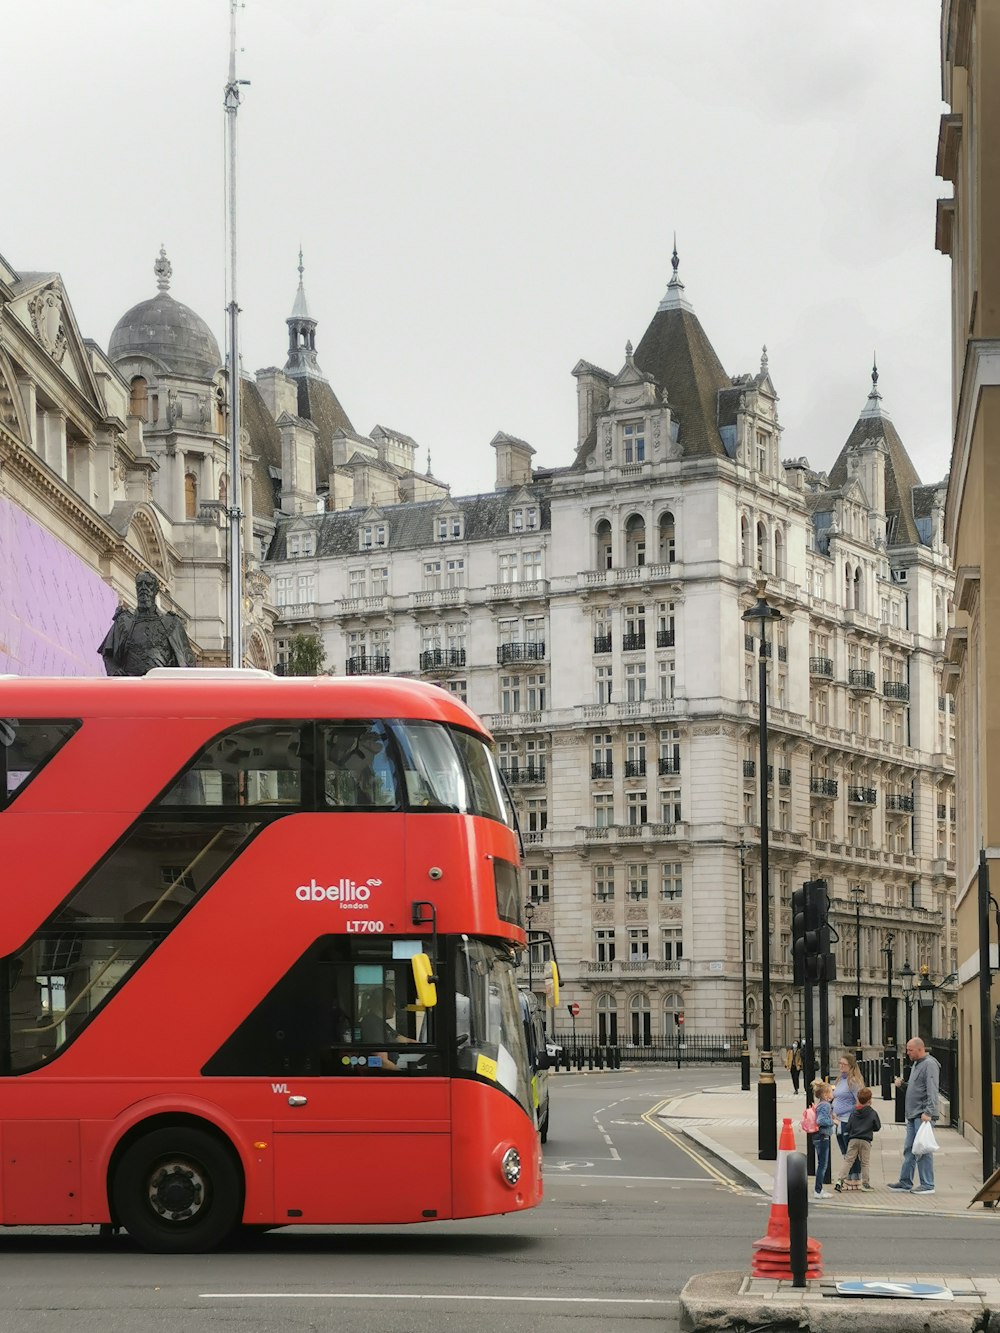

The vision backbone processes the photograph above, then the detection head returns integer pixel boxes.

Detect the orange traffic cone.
[751,1117,823,1279]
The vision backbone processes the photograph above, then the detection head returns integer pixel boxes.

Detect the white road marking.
[201,1293,679,1306]
[552,1172,719,1182]
[609,1147,621,1160]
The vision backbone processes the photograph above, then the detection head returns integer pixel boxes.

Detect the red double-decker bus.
[0,670,542,1251]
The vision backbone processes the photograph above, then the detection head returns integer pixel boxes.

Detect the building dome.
[108,247,222,381]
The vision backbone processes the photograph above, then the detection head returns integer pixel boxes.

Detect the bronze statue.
[99,571,195,676]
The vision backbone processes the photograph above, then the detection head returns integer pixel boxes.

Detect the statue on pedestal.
[99,571,195,676]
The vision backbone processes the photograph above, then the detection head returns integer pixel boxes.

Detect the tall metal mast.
[224,0,246,666]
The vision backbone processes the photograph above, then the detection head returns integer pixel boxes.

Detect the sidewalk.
[659,1075,989,1217]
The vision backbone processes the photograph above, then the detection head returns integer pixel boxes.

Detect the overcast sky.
[6,1,951,499]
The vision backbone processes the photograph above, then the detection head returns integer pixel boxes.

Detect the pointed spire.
[291,249,311,320]
[760,344,769,376]
[859,352,887,419]
[625,339,634,361]
[154,245,172,293]
[426,449,432,476]
[657,233,694,313]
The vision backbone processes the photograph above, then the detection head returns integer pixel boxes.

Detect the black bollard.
[880,1047,896,1101]
[597,1046,605,1070]
[787,1153,809,1288]
[588,1047,594,1070]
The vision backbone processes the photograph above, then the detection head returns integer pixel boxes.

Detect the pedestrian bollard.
[786,1152,809,1289]
[597,1046,605,1070]
[588,1046,594,1070]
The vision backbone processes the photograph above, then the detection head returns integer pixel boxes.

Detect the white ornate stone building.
[265,253,958,1049]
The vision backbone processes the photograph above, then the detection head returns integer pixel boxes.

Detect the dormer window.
[623,422,645,464]
[436,514,463,541]
[755,431,770,472]
[510,505,539,534]
[360,522,387,549]
[286,531,315,559]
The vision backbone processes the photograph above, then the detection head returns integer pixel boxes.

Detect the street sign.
[568,1002,580,1017]
[834,1282,953,1301]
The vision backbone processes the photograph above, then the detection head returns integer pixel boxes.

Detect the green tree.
[286,633,327,677]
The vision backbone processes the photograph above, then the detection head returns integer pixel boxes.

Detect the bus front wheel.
[111,1127,243,1253]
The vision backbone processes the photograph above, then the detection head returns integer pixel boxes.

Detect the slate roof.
[633,304,731,460]
[267,485,552,560]
[827,389,923,547]
[294,376,356,479]
[241,377,284,515]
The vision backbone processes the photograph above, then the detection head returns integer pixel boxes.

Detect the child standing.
[811,1079,835,1199]
[833,1087,881,1193]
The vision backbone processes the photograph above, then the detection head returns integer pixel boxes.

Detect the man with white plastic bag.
[887,1036,941,1195]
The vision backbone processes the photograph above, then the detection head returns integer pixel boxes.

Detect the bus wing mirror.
[547,959,560,1008]
[411,952,438,1009]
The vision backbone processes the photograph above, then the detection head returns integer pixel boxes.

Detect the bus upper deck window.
[1,719,80,809]
[157,724,303,808]
[321,722,399,809]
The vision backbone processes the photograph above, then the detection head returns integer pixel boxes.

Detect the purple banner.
[0,495,119,676]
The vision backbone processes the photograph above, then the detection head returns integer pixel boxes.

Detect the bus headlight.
[500,1147,522,1186]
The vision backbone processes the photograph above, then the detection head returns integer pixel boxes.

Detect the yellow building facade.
[939,0,1000,1168]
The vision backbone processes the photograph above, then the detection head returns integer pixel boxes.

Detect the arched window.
[779,996,793,1049]
[658,510,676,564]
[129,376,148,420]
[774,528,785,579]
[184,472,198,520]
[740,514,751,567]
[845,562,853,610]
[597,993,618,1046]
[935,591,944,638]
[853,566,863,613]
[663,992,683,1034]
[756,521,768,572]
[595,518,613,571]
[747,994,758,1032]
[628,992,651,1046]
[624,513,646,568]
[219,473,228,509]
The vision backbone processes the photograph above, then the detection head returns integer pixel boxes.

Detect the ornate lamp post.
[899,961,915,1044]
[742,580,783,1160]
[524,899,536,997]
[738,837,750,1091]
[882,932,896,1045]
[849,884,865,1061]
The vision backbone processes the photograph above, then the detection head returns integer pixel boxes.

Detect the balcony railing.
[622,633,646,651]
[886,793,915,813]
[346,654,391,675]
[419,647,466,671]
[499,763,546,785]
[847,786,878,805]
[778,768,791,786]
[809,656,834,678]
[591,761,614,779]
[658,757,681,775]
[594,634,612,654]
[497,641,545,664]
[810,776,838,798]
[848,669,876,691]
[744,635,755,652]
[883,681,910,701]
[743,759,756,778]
[624,760,647,778]
[656,629,675,648]
[777,645,788,662]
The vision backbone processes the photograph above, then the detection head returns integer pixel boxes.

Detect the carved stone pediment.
[29,286,68,363]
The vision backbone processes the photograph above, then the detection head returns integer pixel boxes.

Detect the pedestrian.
[785,1040,803,1094]
[833,1087,881,1193]
[831,1052,864,1184]
[810,1079,835,1199]
[887,1036,940,1194]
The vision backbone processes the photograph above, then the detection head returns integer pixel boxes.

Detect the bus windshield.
[393,722,509,824]
[455,938,532,1115]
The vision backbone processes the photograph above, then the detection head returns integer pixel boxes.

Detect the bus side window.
[322,722,399,809]
[158,724,303,808]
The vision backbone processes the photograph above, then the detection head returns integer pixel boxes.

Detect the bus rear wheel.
[111,1127,243,1253]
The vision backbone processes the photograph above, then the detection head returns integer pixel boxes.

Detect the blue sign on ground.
[835,1281,954,1301]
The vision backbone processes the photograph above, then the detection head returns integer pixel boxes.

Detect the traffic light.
[792,885,808,985]
[792,880,838,984]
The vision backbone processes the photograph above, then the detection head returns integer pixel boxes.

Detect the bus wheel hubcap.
[148,1161,206,1222]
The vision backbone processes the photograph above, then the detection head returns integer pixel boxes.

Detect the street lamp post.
[880,931,896,1103]
[849,884,865,1062]
[899,961,915,1043]
[742,580,783,1161]
[738,837,750,1091]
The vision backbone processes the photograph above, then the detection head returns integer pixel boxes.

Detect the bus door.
[206,930,451,1225]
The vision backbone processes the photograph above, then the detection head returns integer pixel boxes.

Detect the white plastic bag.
[912,1121,939,1156]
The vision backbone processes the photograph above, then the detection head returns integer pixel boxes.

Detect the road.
[0,1068,996,1332]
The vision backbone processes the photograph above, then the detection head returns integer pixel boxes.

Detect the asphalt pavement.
[655,1071,1000,1332]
